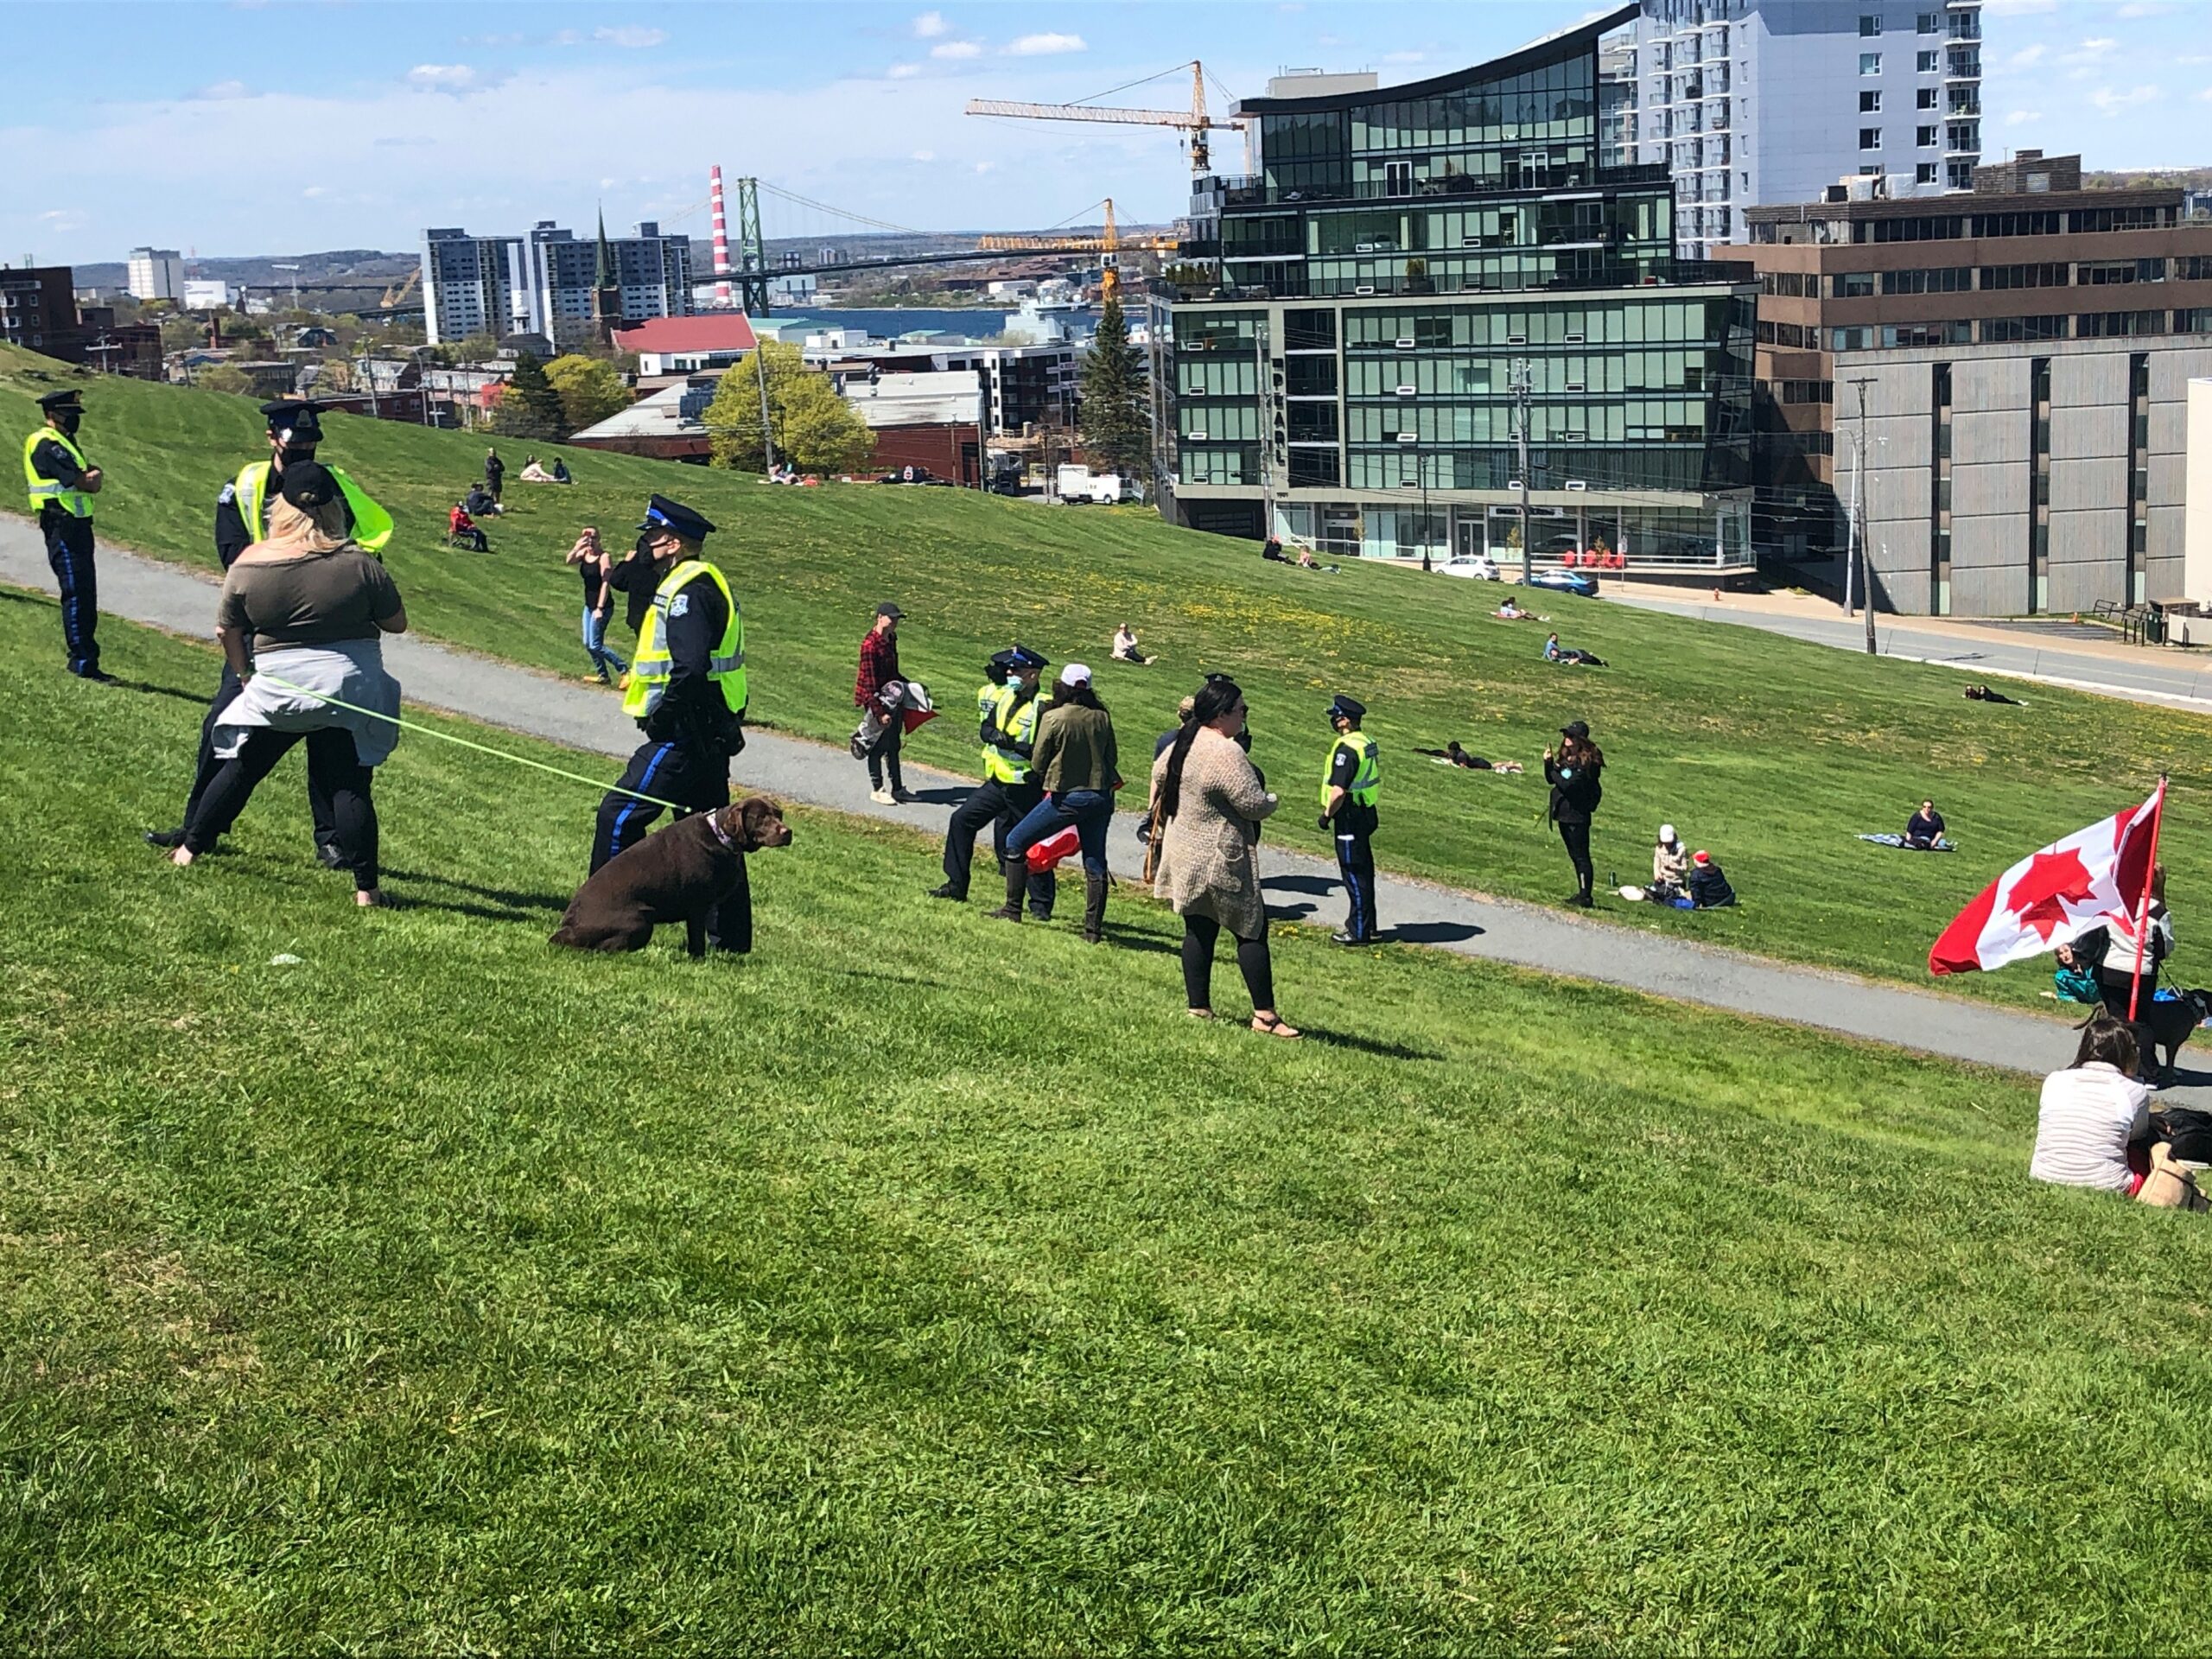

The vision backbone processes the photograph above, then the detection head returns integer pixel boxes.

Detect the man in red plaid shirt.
[855,601,912,804]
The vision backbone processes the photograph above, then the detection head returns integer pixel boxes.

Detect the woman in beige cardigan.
[1148,677,1300,1038]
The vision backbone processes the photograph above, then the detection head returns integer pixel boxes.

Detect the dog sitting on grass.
[551,797,792,958]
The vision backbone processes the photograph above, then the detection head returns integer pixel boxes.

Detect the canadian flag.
[1929,784,2164,976]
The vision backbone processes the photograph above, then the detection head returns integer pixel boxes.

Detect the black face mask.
[634,531,658,560]
[55,411,82,437]
[276,444,317,468]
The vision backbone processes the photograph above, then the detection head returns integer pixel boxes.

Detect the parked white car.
[1438,554,1502,581]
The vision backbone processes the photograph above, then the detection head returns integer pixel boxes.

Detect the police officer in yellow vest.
[1319,693,1382,945]
[148,400,395,855]
[23,388,109,680]
[930,644,1055,917]
[590,493,754,950]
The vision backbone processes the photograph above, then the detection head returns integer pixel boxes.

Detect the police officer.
[590,493,753,951]
[146,400,395,855]
[930,644,1054,918]
[23,388,109,680]
[1319,693,1381,945]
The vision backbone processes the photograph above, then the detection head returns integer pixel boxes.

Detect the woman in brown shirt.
[174,463,407,906]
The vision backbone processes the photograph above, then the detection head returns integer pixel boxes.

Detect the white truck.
[1054,464,1132,505]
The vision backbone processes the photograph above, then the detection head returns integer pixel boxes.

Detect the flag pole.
[2128,774,2171,1022]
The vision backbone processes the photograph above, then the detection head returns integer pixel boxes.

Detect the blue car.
[1528,568,1600,597]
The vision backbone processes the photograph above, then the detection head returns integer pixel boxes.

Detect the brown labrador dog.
[552,797,793,958]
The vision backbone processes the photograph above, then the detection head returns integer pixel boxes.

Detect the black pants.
[591,734,751,953]
[1333,827,1379,941]
[865,720,905,792]
[42,511,99,676]
[1559,820,1594,900]
[1182,913,1274,1013]
[941,778,1056,912]
[180,664,337,849]
[186,727,378,889]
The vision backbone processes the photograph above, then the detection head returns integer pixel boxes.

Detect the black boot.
[987,859,1026,920]
[1082,874,1109,944]
[143,825,188,849]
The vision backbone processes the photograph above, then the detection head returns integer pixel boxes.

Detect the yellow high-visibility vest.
[983,683,1042,784]
[233,461,394,554]
[1320,733,1380,810]
[23,426,92,518]
[623,558,747,721]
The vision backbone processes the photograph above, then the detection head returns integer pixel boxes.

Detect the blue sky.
[5,0,2206,267]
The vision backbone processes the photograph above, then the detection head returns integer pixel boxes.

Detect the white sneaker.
[869,788,896,805]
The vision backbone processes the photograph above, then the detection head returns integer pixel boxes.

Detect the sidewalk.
[1,519,2093,1080]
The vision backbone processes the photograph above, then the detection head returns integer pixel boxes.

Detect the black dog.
[2131,988,2212,1085]
[551,797,792,958]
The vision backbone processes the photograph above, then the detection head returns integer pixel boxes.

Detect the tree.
[703,341,875,475]
[1077,295,1150,488]
[493,352,567,440]
[196,364,254,396]
[543,354,632,435]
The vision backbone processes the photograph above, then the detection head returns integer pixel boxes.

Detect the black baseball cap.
[278,460,340,510]
[637,493,716,541]
[876,601,906,620]
[1560,719,1591,741]
[261,399,323,447]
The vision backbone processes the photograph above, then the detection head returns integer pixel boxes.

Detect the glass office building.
[1163,4,1757,569]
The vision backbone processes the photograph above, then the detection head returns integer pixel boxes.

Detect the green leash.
[251,672,694,814]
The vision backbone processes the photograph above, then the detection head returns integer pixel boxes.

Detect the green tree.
[493,352,567,441]
[703,342,875,475]
[1077,294,1151,488]
[196,364,253,397]
[543,354,632,436]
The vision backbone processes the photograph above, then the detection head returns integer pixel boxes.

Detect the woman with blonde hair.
[172,463,407,906]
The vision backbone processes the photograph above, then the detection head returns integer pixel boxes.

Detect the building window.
[1861,14,1884,35]
[1861,90,1884,111]
[1918,10,1942,31]
[1860,52,1883,74]
[1917,49,1940,73]
[1948,162,1974,190]
[1860,128,1884,149]
[1918,86,1938,109]
[1917,163,1940,185]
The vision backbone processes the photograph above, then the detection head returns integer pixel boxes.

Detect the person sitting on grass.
[2031,1014,2154,1195]
[448,502,489,552]
[2054,937,2105,1005]
[1651,823,1690,901]
[463,482,502,519]
[1544,632,1605,667]
[1112,622,1151,665]
[1495,597,1529,620]
[1688,849,1736,909]
[551,457,571,484]
[1904,798,1945,849]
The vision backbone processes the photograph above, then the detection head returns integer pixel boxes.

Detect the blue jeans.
[1006,788,1113,877]
[582,606,626,679]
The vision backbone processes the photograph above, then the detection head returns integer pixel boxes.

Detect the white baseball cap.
[1659,823,1677,843]
[1059,662,1092,687]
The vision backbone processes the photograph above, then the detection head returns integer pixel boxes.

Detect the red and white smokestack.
[709,164,734,308]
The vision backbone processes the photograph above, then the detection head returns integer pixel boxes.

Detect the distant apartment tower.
[0,266,81,360]
[125,247,185,302]
[420,228,530,346]
[1603,0,1983,262]
[527,219,694,351]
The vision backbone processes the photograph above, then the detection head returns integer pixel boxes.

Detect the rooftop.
[610,314,760,355]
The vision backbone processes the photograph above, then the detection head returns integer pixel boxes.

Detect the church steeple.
[590,205,620,347]
[594,208,614,289]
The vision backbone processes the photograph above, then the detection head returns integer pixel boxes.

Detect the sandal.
[1250,1013,1302,1040]
[1186,1007,1215,1020]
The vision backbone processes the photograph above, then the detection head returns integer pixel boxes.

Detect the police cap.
[261,399,323,448]
[277,459,340,511]
[36,389,83,412]
[637,493,716,542]
[1006,644,1049,671]
[1328,694,1366,725]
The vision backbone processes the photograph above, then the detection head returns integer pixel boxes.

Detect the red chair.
[1560,550,1581,569]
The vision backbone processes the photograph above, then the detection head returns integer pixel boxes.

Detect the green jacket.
[1032,700,1121,794]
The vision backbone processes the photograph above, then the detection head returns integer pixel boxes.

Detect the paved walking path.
[4,521,2109,1081]
[1611,589,2212,713]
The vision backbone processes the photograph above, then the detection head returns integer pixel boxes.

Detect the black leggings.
[187,726,379,890]
[1182,913,1274,1012]
[1559,820,1594,899]
[866,720,905,791]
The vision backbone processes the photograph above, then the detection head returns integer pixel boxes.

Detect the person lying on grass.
[1414,742,1524,773]
[1543,632,1605,667]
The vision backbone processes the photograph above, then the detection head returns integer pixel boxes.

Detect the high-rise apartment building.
[421,228,531,346]
[125,247,185,302]
[527,219,693,351]
[1165,5,1756,569]
[1604,0,1983,262]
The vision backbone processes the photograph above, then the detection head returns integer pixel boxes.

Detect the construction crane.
[378,267,420,309]
[977,199,1179,302]
[966,60,1241,176]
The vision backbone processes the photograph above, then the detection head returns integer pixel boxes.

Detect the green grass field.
[4,345,2202,1004]
[8,600,2212,1649]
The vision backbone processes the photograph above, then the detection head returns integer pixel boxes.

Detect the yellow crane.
[965,60,1242,176]
[378,267,420,309]
[976,200,1179,302]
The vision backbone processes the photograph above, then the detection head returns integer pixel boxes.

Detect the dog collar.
[703,810,737,850]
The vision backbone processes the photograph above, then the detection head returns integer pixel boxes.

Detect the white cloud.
[974,161,995,174]
[595,27,667,48]
[1005,32,1086,55]
[197,79,250,99]
[1982,0,2056,13]
[912,9,947,36]
[302,185,329,198]
[38,209,88,233]
[2063,37,2119,63]
[2005,44,2046,68]
[2005,109,2043,125]
[930,40,981,59]
[1381,50,1427,65]
[887,62,923,78]
[406,63,476,89]
[2118,3,2173,17]
[911,149,936,162]
[2089,84,2161,112]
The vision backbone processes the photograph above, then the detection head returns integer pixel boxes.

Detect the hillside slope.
[3,345,2199,998]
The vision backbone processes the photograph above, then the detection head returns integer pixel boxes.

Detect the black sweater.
[1545,757,1603,825]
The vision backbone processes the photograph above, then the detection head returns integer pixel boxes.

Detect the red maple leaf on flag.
[2006,846,2096,941]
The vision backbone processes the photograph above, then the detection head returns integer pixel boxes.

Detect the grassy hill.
[4,345,2202,1001]
[8,601,2212,1649]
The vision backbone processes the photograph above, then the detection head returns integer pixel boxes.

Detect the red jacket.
[855,626,899,709]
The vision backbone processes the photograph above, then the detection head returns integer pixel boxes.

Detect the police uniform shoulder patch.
[667,594,691,618]
[217,483,236,505]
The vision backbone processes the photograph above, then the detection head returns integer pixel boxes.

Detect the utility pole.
[752,340,778,474]
[1847,375,1877,653]
[1512,358,1533,585]
[1255,317,1277,540]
